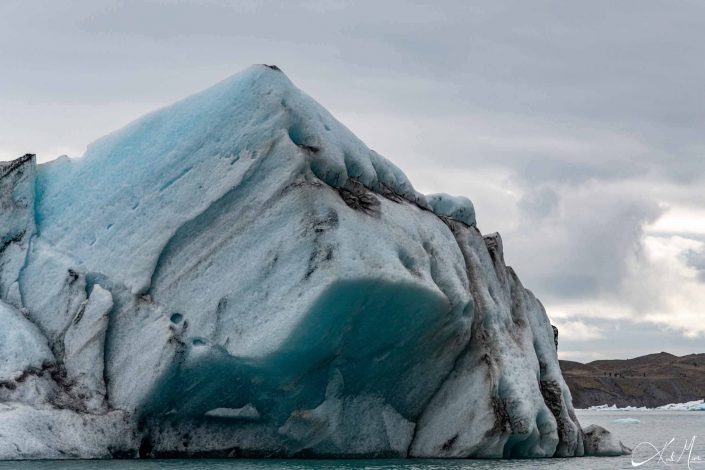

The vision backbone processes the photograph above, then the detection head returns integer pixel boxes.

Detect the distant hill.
[560,352,705,408]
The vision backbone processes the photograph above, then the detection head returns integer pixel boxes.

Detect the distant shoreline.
[560,352,705,408]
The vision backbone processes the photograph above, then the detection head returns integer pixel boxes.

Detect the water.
[1,411,702,469]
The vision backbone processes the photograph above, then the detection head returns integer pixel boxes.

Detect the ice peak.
[212,63,294,95]
[261,63,282,72]
[33,65,423,293]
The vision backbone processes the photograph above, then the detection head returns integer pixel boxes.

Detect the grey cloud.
[3,1,705,183]
[505,184,663,300]
[684,248,705,282]
[557,316,705,361]
[511,157,650,186]
[517,186,559,220]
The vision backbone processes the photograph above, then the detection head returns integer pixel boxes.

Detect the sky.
[2,0,704,362]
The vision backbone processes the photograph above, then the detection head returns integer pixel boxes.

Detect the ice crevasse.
[0,65,627,459]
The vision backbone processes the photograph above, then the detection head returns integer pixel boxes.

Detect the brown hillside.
[560,353,705,408]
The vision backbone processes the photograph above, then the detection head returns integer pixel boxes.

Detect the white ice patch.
[63,285,113,411]
[588,400,705,411]
[0,300,53,381]
[611,418,641,424]
[204,405,260,420]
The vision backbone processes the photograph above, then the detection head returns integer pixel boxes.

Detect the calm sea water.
[1,411,702,470]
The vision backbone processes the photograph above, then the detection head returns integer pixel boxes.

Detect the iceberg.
[658,400,705,411]
[0,65,627,459]
[582,425,631,457]
[611,418,640,424]
[587,400,705,412]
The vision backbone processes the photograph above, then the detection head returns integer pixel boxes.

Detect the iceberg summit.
[0,65,626,459]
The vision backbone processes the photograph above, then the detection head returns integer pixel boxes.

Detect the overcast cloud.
[2,0,704,361]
